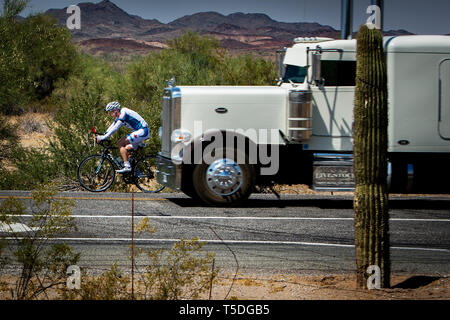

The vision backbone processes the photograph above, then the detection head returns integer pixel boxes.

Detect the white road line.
[7,215,450,222]
[0,222,40,233]
[3,237,449,252]
[390,218,450,222]
[0,195,167,201]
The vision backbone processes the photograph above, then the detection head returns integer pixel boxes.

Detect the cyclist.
[95,101,150,173]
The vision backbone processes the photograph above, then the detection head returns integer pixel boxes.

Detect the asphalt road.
[1,190,449,276]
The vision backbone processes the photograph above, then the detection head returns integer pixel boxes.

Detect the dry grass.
[7,112,53,149]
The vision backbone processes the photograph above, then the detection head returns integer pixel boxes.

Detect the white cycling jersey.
[98,107,148,141]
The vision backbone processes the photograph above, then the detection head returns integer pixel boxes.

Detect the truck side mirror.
[166,77,175,88]
[312,52,324,86]
[276,48,287,80]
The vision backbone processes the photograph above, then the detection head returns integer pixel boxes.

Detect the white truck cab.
[157,35,450,205]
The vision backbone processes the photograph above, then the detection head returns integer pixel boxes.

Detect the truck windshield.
[283,65,307,83]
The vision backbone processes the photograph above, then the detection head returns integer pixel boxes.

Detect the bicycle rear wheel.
[78,154,115,192]
[133,156,165,193]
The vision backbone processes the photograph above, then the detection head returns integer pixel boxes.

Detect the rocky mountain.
[40,0,340,55]
[170,12,337,38]
[169,11,339,46]
[45,0,169,40]
[42,0,412,56]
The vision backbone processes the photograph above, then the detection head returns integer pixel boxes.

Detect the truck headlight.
[171,129,192,144]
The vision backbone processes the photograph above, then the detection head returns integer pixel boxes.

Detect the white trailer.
[156,35,450,205]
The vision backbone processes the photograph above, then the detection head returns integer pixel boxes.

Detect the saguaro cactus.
[353,24,390,288]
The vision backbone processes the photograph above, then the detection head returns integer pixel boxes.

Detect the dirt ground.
[7,113,53,149]
[205,272,449,300]
[1,272,448,300]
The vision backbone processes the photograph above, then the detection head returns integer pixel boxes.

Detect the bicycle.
[77,128,165,193]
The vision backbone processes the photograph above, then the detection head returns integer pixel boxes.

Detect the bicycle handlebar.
[96,139,113,147]
[91,127,110,147]
[90,127,118,149]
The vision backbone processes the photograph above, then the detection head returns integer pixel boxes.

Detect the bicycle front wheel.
[133,156,165,193]
[78,154,116,192]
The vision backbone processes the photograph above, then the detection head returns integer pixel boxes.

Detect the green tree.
[0,1,76,114]
[1,0,28,19]
[353,25,390,289]
[0,2,29,113]
[19,14,77,100]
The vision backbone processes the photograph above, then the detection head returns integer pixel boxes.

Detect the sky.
[17,0,450,35]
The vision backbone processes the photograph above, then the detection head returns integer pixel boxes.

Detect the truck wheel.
[192,147,255,206]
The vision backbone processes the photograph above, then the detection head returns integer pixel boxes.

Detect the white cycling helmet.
[105,101,121,112]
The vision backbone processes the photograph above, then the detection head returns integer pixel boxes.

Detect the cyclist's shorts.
[126,127,150,149]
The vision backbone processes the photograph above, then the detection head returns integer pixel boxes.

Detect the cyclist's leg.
[117,137,133,170]
[127,127,150,150]
[116,139,133,173]
[117,128,149,171]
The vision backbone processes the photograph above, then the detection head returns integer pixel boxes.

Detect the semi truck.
[156,34,450,205]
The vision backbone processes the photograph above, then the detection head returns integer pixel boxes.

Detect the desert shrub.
[59,218,217,300]
[224,53,277,85]
[0,184,80,300]
[137,238,217,300]
[0,114,18,161]
[4,147,55,189]
[0,239,6,292]
[126,32,276,107]
[18,113,50,134]
[0,113,23,189]
[59,263,131,300]
[134,217,217,300]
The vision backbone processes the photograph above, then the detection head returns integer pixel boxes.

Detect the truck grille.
[160,87,181,157]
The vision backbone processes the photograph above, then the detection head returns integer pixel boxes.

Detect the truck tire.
[192,147,255,206]
[181,165,201,200]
